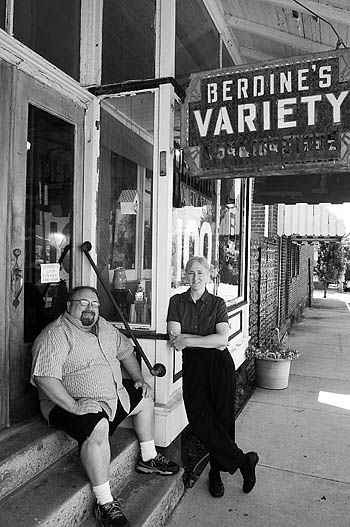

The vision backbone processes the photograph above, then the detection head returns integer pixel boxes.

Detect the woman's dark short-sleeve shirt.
[166,288,228,336]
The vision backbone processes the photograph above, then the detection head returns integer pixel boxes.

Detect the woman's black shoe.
[241,452,259,493]
[208,469,225,497]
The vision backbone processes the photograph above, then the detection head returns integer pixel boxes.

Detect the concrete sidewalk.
[166,290,350,527]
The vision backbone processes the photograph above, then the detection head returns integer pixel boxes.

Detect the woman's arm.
[168,321,229,351]
[168,321,182,340]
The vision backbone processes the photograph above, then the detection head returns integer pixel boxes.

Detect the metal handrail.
[81,241,166,377]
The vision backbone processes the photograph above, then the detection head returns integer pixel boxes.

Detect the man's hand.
[34,376,103,415]
[121,354,153,398]
[134,379,152,398]
[73,398,102,415]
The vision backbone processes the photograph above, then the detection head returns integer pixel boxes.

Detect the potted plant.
[246,329,300,390]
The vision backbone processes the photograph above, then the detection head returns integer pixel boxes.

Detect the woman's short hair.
[67,286,99,301]
[185,256,210,274]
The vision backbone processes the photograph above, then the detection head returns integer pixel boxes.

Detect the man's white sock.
[140,439,157,461]
[92,481,114,505]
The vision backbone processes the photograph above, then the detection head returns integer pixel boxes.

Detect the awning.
[253,173,350,205]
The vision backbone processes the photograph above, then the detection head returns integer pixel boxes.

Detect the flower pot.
[255,358,291,390]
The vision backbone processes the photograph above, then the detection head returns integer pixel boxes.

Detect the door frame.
[0,60,15,429]
[2,66,87,427]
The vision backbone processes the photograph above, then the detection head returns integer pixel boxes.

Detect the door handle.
[11,248,24,308]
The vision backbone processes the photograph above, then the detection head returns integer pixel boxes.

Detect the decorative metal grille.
[249,238,278,348]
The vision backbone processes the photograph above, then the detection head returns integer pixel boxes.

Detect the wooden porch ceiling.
[200,0,350,205]
[205,0,350,66]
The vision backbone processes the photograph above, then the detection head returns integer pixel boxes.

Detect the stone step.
[0,417,76,500]
[81,469,185,527]
[0,427,139,527]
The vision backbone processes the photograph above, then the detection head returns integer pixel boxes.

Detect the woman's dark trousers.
[182,347,246,474]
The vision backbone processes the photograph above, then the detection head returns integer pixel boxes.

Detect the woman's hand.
[170,331,186,351]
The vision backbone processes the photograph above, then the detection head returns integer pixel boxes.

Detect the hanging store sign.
[182,48,350,179]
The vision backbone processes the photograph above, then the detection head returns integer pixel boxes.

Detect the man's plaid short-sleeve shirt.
[31,312,134,420]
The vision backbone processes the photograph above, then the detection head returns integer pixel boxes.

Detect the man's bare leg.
[130,396,155,442]
[80,418,111,485]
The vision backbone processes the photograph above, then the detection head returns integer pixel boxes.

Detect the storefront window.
[102,0,156,84]
[97,92,154,326]
[13,0,81,80]
[217,178,244,301]
[171,173,245,303]
[171,103,245,304]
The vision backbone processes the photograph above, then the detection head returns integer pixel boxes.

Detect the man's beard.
[80,310,96,326]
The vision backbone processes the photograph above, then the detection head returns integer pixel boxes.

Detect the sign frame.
[182,48,350,179]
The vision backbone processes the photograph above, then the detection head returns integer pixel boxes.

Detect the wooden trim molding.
[0,29,94,106]
[228,310,243,340]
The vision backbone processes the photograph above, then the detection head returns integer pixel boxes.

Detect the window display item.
[113,267,127,289]
[118,189,139,215]
[134,280,145,302]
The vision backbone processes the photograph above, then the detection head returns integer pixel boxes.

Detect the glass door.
[24,106,74,342]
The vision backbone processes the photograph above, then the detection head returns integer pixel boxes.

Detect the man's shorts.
[48,379,143,447]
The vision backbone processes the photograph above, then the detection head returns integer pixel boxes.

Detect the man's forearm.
[34,376,77,413]
[120,353,144,382]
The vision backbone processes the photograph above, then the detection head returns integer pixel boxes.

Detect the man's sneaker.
[135,453,180,475]
[93,499,130,527]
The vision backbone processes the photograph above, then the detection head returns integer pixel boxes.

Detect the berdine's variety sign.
[182,49,350,178]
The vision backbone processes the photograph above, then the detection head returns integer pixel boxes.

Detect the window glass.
[176,0,220,88]
[14,0,81,80]
[171,101,245,304]
[0,0,5,29]
[217,178,243,300]
[143,169,153,270]
[97,92,154,326]
[291,244,300,277]
[25,106,74,342]
[102,0,156,84]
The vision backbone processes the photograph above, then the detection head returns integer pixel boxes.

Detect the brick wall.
[269,204,278,237]
[251,203,266,236]
[251,203,278,238]
[249,233,314,342]
[278,237,314,336]
[287,242,314,322]
[249,234,279,347]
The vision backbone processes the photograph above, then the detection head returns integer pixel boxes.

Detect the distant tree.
[344,245,350,281]
[315,241,344,298]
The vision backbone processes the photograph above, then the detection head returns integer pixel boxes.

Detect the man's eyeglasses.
[70,299,100,308]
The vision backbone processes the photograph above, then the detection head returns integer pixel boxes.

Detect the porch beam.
[202,0,243,65]
[225,15,333,52]
[254,0,350,27]
[80,0,103,87]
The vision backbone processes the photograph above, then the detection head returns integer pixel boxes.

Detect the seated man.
[31,285,179,527]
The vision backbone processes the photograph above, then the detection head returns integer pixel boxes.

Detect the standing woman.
[167,256,259,498]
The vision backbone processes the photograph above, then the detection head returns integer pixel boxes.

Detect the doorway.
[2,68,85,428]
[24,106,74,343]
